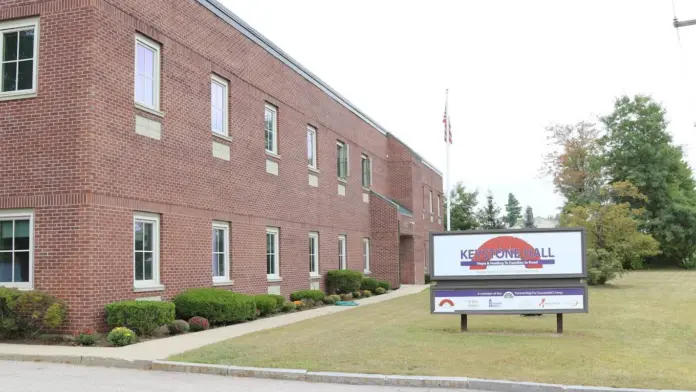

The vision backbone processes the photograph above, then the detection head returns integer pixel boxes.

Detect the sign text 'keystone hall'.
[459,235,555,269]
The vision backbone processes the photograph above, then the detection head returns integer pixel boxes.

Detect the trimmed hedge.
[269,294,285,309]
[377,280,392,291]
[290,290,325,302]
[105,300,175,336]
[168,319,190,334]
[360,277,379,292]
[173,288,256,325]
[254,294,280,316]
[326,270,363,294]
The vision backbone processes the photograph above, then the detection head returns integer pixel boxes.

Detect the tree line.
[542,95,696,284]
[444,186,538,231]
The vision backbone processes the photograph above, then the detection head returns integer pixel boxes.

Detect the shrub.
[352,291,362,298]
[362,290,372,298]
[10,290,67,336]
[173,288,256,325]
[340,293,353,301]
[105,300,175,336]
[168,319,190,335]
[73,328,97,346]
[323,296,335,305]
[330,294,341,303]
[375,287,386,295]
[302,298,316,308]
[290,290,325,302]
[269,294,286,309]
[282,301,296,313]
[326,270,363,294]
[188,316,210,332]
[0,287,22,336]
[107,327,136,347]
[586,248,623,285]
[377,281,391,291]
[360,277,379,292]
[681,253,696,270]
[254,294,280,316]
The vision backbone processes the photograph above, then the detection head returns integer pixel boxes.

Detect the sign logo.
[538,298,546,308]
[503,291,515,299]
[488,299,503,308]
[460,236,556,270]
[438,299,454,308]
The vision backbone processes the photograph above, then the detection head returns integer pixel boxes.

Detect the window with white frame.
[264,104,278,154]
[361,154,371,188]
[362,238,370,273]
[0,210,33,289]
[338,235,346,270]
[266,227,280,279]
[307,126,317,169]
[133,213,160,288]
[309,232,319,275]
[212,222,230,283]
[429,190,433,213]
[337,141,348,180]
[134,34,161,111]
[437,194,441,217]
[0,18,39,98]
[211,75,229,136]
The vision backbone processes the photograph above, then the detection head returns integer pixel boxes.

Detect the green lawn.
[171,271,696,390]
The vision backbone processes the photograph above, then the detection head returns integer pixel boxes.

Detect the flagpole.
[445,89,451,232]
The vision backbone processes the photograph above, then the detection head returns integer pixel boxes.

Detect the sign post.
[429,228,587,333]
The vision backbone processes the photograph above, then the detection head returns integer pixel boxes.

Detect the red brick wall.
[0,0,442,330]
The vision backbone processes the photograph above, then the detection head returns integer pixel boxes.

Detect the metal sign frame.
[429,227,587,281]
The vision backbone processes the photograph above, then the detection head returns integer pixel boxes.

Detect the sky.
[220,0,696,217]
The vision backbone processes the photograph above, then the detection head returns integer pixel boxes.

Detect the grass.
[170,270,696,390]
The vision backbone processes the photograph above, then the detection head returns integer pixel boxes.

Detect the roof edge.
[197,0,442,177]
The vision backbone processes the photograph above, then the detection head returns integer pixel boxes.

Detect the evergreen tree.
[477,192,505,229]
[443,182,479,231]
[504,193,522,227]
[523,206,535,228]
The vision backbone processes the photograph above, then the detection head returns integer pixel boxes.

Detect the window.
[212,222,230,283]
[0,210,33,289]
[307,126,317,169]
[337,141,348,180]
[134,34,161,111]
[211,75,229,136]
[437,194,441,217]
[361,154,371,188]
[0,18,39,98]
[362,238,370,273]
[266,227,280,279]
[133,213,160,288]
[338,235,346,270]
[429,190,433,213]
[264,104,278,154]
[309,232,319,276]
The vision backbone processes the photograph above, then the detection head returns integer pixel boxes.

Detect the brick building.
[0,0,443,330]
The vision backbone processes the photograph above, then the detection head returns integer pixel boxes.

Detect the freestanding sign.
[429,228,587,333]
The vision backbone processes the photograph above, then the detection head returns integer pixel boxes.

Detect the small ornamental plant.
[323,296,336,305]
[187,316,210,332]
[375,287,386,295]
[107,327,136,347]
[330,294,341,303]
[362,290,372,298]
[73,328,97,346]
[168,320,190,335]
[352,291,362,298]
[293,300,304,310]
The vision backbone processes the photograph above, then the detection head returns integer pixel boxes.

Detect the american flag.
[443,91,452,144]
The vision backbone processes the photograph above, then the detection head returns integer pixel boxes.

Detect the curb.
[1,356,693,392]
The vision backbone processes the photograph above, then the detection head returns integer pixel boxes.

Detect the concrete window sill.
[267,277,283,283]
[135,102,165,118]
[213,280,234,286]
[309,274,322,280]
[133,284,166,293]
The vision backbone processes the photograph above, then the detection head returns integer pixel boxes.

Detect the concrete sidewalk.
[0,284,428,362]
